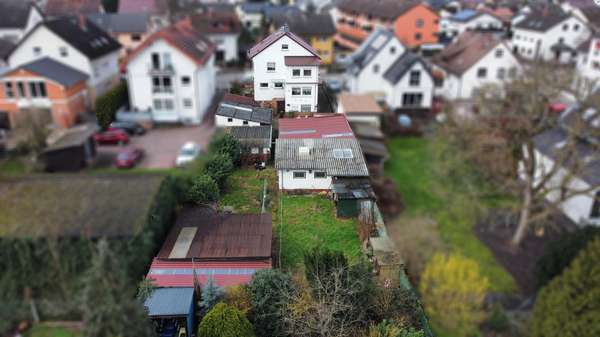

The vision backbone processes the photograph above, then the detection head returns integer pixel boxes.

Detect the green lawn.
[220,168,362,269]
[385,137,516,293]
[0,157,27,176]
[25,324,80,337]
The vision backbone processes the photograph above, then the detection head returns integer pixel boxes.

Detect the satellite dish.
[398,114,412,128]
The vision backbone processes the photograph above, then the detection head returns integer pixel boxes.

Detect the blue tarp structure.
[145,287,195,336]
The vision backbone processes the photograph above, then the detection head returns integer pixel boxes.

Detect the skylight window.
[333,149,353,159]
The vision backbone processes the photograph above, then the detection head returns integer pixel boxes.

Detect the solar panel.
[333,148,354,158]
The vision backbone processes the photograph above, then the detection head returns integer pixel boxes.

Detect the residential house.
[215,93,272,127]
[333,0,440,52]
[187,10,241,63]
[432,31,521,100]
[336,92,383,127]
[0,2,44,43]
[44,0,103,17]
[576,36,600,85]
[236,3,266,31]
[511,7,590,63]
[146,207,273,287]
[439,9,503,42]
[126,22,216,124]
[226,126,273,165]
[118,0,169,30]
[0,57,89,129]
[7,17,121,102]
[271,13,336,64]
[275,137,369,191]
[347,29,435,111]
[249,26,320,113]
[88,13,151,57]
[531,107,599,226]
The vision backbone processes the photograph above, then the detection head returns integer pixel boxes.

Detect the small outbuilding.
[331,178,376,219]
[38,123,98,172]
[144,287,195,337]
[336,93,384,127]
[226,125,272,165]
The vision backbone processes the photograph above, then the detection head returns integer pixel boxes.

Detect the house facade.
[126,23,216,124]
[88,13,151,57]
[0,58,89,129]
[188,11,241,63]
[576,36,600,85]
[348,29,434,111]
[439,9,503,42]
[7,18,121,102]
[0,2,44,43]
[271,13,336,65]
[249,26,320,113]
[511,11,590,63]
[334,0,439,51]
[433,32,521,100]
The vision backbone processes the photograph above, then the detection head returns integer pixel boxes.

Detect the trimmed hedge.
[95,81,128,129]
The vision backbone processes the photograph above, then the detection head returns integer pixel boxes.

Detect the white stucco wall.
[386,61,434,109]
[126,38,215,124]
[576,38,600,85]
[215,115,260,127]
[207,33,239,62]
[278,169,333,190]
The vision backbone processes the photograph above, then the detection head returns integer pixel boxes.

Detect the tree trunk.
[512,183,532,247]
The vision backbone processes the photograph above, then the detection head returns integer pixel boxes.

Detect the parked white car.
[175,142,201,167]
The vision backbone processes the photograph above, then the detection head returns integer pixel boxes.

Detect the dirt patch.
[474,212,575,295]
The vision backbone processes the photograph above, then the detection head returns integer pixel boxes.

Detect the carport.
[144,287,195,337]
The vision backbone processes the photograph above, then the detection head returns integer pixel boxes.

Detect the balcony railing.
[148,64,175,75]
[152,86,174,94]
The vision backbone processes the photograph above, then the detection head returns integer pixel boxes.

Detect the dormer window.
[282,44,289,51]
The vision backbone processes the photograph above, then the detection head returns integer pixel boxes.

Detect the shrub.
[201,277,224,314]
[186,174,220,204]
[530,238,600,337]
[95,82,128,129]
[375,286,424,329]
[486,303,509,332]
[209,133,241,166]
[535,226,600,289]
[248,269,294,337]
[368,320,425,337]
[205,154,234,188]
[420,253,489,337]
[303,247,348,291]
[224,285,252,315]
[198,303,255,337]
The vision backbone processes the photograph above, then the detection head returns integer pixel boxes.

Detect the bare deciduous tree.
[444,63,600,247]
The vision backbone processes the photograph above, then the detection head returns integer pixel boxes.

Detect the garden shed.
[39,123,98,172]
[331,178,376,219]
[144,287,195,337]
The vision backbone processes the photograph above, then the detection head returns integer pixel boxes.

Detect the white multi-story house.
[248,26,320,113]
[7,17,121,102]
[236,3,264,31]
[439,9,503,42]
[511,9,590,63]
[0,2,44,43]
[215,93,272,127]
[126,23,216,124]
[433,31,521,100]
[576,36,600,86]
[347,29,435,111]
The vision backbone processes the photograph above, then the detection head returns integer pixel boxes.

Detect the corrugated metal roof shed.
[144,287,194,317]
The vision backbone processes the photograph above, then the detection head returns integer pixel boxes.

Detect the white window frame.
[293,171,306,179]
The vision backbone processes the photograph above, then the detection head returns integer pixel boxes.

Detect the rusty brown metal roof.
[157,207,273,260]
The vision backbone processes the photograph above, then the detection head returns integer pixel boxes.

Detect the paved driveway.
[97,123,215,169]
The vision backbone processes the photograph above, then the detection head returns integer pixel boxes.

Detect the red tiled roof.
[432,31,503,76]
[222,93,260,106]
[284,56,320,66]
[147,259,272,287]
[126,20,215,67]
[279,115,355,139]
[248,27,320,59]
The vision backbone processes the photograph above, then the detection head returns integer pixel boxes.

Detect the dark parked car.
[110,121,145,135]
[115,148,144,168]
[94,128,130,145]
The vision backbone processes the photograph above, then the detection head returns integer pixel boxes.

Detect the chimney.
[78,14,87,30]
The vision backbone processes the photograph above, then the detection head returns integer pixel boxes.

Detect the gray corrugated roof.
[20,57,88,87]
[216,102,272,124]
[87,13,149,34]
[227,126,272,140]
[275,138,369,177]
[383,52,430,85]
[144,287,194,317]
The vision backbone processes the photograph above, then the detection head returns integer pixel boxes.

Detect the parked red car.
[94,128,130,145]
[115,148,144,169]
